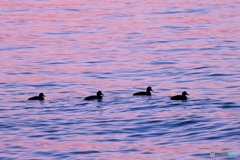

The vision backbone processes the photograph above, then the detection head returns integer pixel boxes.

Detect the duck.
[28,93,45,100]
[84,91,103,100]
[170,91,189,100]
[133,86,153,96]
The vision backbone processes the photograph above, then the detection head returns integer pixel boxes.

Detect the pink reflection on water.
[1,0,240,159]
[1,138,238,159]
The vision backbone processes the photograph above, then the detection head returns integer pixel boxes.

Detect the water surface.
[0,0,240,159]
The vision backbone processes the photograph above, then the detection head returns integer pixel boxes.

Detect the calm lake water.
[0,0,240,159]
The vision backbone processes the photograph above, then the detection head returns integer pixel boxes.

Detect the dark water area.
[0,0,240,159]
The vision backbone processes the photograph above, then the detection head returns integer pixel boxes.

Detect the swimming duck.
[84,91,103,100]
[133,86,153,96]
[170,91,189,100]
[28,93,45,100]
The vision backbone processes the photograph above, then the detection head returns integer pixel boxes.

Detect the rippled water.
[1,0,240,159]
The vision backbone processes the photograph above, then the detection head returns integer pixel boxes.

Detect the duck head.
[182,91,189,96]
[39,93,45,97]
[97,91,104,96]
[147,86,153,92]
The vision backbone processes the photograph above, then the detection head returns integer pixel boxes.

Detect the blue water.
[0,0,240,159]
